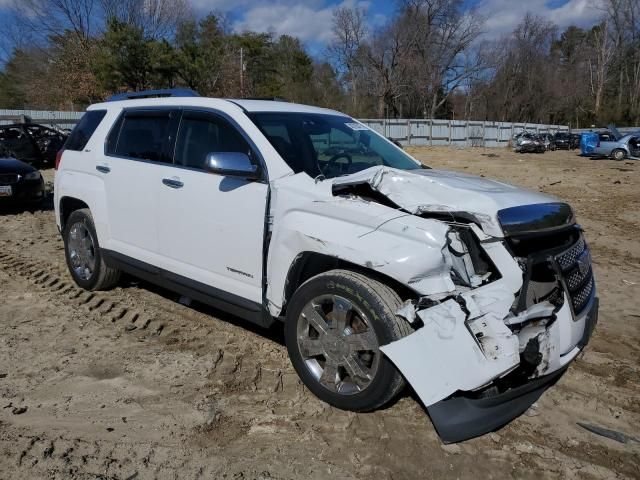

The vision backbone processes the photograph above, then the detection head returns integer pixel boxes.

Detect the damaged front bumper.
[380,224,598,442]
[428,297,597,443]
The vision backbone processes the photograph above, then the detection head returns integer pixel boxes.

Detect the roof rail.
[242,97,287,102]
[107,88,200,102]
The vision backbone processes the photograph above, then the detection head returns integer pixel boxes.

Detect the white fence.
[0,109,84,130]
[359,119,569,147]
[0,109,570,148]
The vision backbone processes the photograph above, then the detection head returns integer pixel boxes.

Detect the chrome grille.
[556,236,585,270]
[566,265,592,291]
[0,174,19,184]
[572,277,594,313]
[555,235,595,315]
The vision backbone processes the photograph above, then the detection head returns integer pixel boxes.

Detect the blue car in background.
[589,126,640,160]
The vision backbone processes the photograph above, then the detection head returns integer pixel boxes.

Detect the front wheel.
[285,270,413,412]
[612,149,626,161]
[63,208,121,290]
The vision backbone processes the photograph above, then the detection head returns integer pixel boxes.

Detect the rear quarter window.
[64,110,107,151]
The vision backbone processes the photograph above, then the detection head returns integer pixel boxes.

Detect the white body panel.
[155,165,267,303]
[99,156,162,263]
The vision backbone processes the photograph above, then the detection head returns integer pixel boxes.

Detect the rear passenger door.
[155,109,268,307]
[101,108,179,264]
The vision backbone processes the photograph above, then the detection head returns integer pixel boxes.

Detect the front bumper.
[0,178,45,204]
[428,296,598,443]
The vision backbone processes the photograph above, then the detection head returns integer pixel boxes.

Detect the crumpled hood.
[332,166,558,237]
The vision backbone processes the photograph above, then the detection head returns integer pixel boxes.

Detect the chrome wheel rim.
[296,294,380,395]
[67,222,96,281]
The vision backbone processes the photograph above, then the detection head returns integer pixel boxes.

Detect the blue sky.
[0,0,606,57]
[188,0,605,55]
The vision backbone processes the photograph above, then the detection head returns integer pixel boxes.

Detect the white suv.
[55,89,598,442]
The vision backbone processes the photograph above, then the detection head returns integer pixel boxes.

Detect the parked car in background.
[591,132,640,160]
[540,133,555,151]
[0,145,45,206]
[553,132,572,150]
[515,133,545,153]
[0,123,67,168]
[570,133,581,149]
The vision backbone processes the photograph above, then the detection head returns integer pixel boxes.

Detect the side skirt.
[101,249,274,328]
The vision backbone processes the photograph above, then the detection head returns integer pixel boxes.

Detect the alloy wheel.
[296,294,380,395]
[67,222,96,281]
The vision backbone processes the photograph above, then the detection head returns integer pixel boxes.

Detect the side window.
[107,111,174,163]
[65,110,107,151]
[174,112,251,169]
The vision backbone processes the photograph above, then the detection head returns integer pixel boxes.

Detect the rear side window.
[107,110,174,163]
[174,112,251,169]
[64,110,107,151]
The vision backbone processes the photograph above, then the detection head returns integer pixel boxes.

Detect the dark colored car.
[569,133,581,149]
[0,147,45,206]
[553,132,572,150]
[0,123,67,168]
[540,133,556,151]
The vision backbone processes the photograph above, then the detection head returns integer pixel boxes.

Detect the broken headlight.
[447,227,494,288]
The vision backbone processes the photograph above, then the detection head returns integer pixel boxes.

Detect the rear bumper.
[427,297,598,443]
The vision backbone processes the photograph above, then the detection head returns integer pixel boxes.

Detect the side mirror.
[205,152,259,180]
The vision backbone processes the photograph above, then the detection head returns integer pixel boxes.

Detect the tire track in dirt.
[0,241,297,400]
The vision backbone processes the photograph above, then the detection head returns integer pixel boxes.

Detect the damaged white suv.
[55,90,598,442]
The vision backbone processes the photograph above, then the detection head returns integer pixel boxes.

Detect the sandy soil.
[0,147,638,479]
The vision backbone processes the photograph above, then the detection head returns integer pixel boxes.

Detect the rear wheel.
[612,149,626,161]
[285,270,413,412]
[63,208,120,290]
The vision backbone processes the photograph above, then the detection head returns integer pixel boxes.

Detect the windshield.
[248,112,421,179]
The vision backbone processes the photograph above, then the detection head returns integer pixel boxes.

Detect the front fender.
[266,194,455,316]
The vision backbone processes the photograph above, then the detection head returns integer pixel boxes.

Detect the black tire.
[611,149,626,161]
[63,208,120,291]
[285,269,413,412]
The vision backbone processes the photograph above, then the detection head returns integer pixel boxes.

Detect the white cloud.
[186,0,375,46]
[234,2,336,43]
[184,0,606,49]
[477,0,605,39]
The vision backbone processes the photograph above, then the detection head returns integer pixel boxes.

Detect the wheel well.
[280,251,415,316]
[60,197,89,230]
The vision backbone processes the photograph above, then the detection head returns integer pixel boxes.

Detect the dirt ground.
[0,147,638,479]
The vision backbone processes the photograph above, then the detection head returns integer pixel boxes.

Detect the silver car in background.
[591,126,640,160]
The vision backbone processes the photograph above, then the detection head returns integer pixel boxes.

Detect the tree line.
[0,0,638,127]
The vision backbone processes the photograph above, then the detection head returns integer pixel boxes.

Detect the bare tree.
[100,0,189,39]
[13,0,100,44]
[601,0,640,122]
[362,16,411,117]
[399,0,486,118]
[588,19,615,117]
[328,6,367,114]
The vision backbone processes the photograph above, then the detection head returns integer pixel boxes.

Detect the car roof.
[227,99,347,116]
[89,97,348,117]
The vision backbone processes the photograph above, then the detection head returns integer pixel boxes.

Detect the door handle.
[162,178,184,189]
[96,165,110,174]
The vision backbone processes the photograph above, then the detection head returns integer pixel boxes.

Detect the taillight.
[55,149,64,170]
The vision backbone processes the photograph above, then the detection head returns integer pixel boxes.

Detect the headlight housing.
[24,171,41,181]
[497,203,574,236]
